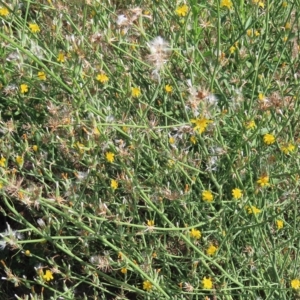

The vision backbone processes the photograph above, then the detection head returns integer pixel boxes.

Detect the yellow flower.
[190,228,201,239]
[283,36,288,43]
[282,1,287,7]
[206,244,218,256]
[0,182,3,189]
[57,52,65,63]
[246,205,261,214]
[276,220,284,230]
[291,279,300,290]
[147,220,155,226]
[121,267,127,274]
[74,142,85,154]
[220,0,233,9]
[253,0,264,7]
[0,157,6,167]
[202,190,213,202]
[190,136,196,144]
[247,29,253,37]
[105,152,115,163]
[38,71,46,80]
[143,280,153,291]
[169,136,175,144]
[229,46,236,54]
[0,7,9,17]
[111,179,118,190]
[280,143,295,154]
[254,30,260,37]
[263,133,275,145]
[175,4,189,17]
[93,126,100,136]
[43,270,53,281]
[96,73,109,83]
[202,277,213,289]
[191,117,212,134]
[16,156,23,166]
[165,84,172,93]
[32,145,38,152]
[244,120,256,130]
[167,159,175,168]
[29,23,40,33]
[258,93,265,101]
[20,84,29,94]
[285,22,291,30]
[232,188,242,199]
[257,175,269,187]
[25,250,31,256]
[131,87,141,98]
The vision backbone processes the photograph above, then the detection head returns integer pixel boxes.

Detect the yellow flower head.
[121,267,127,274]
[0,7,9,17]
[191,117,212,134]
[147,220,155,227]
[285,22,291,30]
[246,205,261,214]
[29,23,40,33]
[257,175,269,187]
[169,136,175,144]
[253,0,264,7]
[190,228,201,239]
[16,156,23,166]
[111,179,118,190]
[175,4,189,17]
[276,220,284,230]
[0,157,6,167]
[105,152,115,163]
[96,73,109,84]
[20,84,29,94]
[202,190,213,202]
[74,142,85,154]
[32,145,38,152]
[244,120,256,130]
[263,133,275,145]
[258,93,265,101]
[206,244,218,256]
[38,71,46,80]
[131,87,141,98]
[202,277,213,289]
[220,0,233,9]
[229,46,236,54]
[291,279,300,290]
[232,188,242,199]
[43,270,53,281]
[57,52,65,63]
[143,280,153,291]
[190,136,196,144]
[280,143,295,154]
[165,84,172,93]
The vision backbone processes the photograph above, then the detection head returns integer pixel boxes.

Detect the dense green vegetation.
[1,0,300,299]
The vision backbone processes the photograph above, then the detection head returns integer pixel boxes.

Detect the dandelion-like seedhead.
[146,36,171,76]
[0,223,23,250]
[90,255,112,273]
